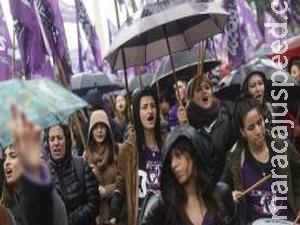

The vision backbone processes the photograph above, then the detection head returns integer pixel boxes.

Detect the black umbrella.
[214,58,300,101]
[107,0,227,122]
[71,72,124,96]
[105,1,228,70]
[151,51,220,88]
[129,73,155,92]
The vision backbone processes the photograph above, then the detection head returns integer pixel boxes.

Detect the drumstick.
[241,174,272,197]
[293,212,300,225]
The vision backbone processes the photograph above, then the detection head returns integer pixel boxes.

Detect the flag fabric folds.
[9,0,55,79]
[0,2,13,80]
[223,0,245,69]
[75,0,103,70]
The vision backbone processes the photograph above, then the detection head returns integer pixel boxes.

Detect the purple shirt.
[145,147,162,193]
[202,212,213,225]
[242,161,291,221]
[168,104,179,128]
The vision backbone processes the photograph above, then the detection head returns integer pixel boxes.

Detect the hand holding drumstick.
[232,174,272,203]
[293,212,300,225]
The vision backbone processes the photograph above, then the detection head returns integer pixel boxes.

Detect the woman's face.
[4,146,23,186]
[176,81,187,101]
[160,99,170,115]
[170,148,193,185]
[192,81,213,109]
[48,125,67,161]
[291,64,300,82]
[241,108,266,149]
[247,74,265,103]
[115,95,126,114]
[92,122,108,144]
[139,96,157,130]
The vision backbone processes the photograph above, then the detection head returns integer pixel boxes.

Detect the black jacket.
[186,101,235,185]
[141,124,237,225]
[49,155,100,225]
[7,169,54,225]
[141,182,237,225]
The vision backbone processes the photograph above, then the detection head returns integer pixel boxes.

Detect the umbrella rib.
[210,16,223,34]
[177,20,190,50]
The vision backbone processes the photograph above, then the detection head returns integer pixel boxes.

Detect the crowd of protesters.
[1,57,300,225]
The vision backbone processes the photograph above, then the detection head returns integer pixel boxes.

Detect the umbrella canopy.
[151,51,220,87]
[0,78,88,148]
[71,72,124,96]
[105,1,228,70]
[214,58,300,101]
[129,73,155,92]
[269,35,300,63]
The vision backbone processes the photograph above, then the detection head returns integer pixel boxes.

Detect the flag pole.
[11,28,16,78]
[113,0,133,124]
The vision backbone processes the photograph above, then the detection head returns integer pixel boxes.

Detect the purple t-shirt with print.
[242,161,291,221]
[145,147,162,193]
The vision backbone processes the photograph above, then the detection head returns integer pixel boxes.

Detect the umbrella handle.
[197,40,207,75]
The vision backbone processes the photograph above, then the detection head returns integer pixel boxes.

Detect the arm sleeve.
[22,166,53,225]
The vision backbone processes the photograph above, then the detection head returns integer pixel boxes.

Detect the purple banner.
[0,2,13,80]
[60,0,76,23]
[75,0,103,70]
[264,12,286,45]
[35,0,73,83]
[237,0,263,61]
[9,0,54,79]
[291,0,300,24]
[107,18,118,44]
[223,0,245,69]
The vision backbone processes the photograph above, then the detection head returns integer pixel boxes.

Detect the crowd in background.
[0,56,300,225]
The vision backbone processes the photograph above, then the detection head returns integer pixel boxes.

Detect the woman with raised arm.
[0,105,67,225]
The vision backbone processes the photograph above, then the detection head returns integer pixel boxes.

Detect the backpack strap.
[73,156,85,187]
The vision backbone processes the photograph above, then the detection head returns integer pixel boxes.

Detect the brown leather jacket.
[114,140,139,225]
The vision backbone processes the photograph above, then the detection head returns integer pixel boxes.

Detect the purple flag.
[59,0,76,23]
[223,0,245,69]
[75,3,84,72]
[107,19,118,44]
[291,0,300,24]
[237,0,263,61]
[75,0,103,70]
[264,12,286,45]
[9,0,54,79]
[35,0,73,83]
[0,2,13,80]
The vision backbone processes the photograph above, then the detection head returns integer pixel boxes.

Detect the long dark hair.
[161,137,220,225]
[233,94,264,141]
[132,88,162,152]
[242,71,267,99]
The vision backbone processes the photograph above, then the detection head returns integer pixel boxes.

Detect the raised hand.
[10,104,42,174]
